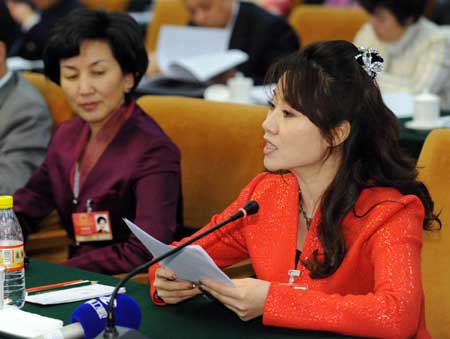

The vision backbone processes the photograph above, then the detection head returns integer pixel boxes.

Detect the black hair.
[97,216,107,223]
[266,40,440,279]
[357,0,426,25]
[43,8,148,100]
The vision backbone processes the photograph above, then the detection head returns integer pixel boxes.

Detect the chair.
[137,95,268,278]
[21,72,73,129]
[288,5,368,47]
[79,0,130,11]
[145,0,189,53]
[21,72,73,263]
[137,95,266,227]
[416,129,450,338]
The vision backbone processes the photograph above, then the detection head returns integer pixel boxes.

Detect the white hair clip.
[355,47,384,80]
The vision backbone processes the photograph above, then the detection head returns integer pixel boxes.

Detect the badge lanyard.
[72,163,92,212]
[73,163,80,205]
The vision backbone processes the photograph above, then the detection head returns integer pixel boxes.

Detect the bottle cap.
[0,196,13,209]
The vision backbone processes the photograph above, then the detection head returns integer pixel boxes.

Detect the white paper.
[382,92,414,118]
[156,25,248,82]
[0,306,63,338]
[124,219,233,286]
[6,57,44,71]
[25,284,126,305]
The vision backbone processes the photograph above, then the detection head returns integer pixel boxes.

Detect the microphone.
[100,200,259,338]
[35,294,141,339]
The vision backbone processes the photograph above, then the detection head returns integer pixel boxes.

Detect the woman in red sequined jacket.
[149,40,440,339]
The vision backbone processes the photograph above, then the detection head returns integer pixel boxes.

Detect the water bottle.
[0,195,26,308]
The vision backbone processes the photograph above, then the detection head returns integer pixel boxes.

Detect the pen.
[26,279,92,293]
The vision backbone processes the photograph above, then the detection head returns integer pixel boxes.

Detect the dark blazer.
[14,104,182,274]
[229,2,300,84]
[9,0,85,60]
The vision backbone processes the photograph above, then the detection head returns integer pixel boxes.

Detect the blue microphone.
[71,294,141,339]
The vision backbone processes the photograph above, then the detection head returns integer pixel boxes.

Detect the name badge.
[72,211,113,242]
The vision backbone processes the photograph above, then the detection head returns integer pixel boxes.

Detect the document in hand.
[156,25,248,83]
[124,219,233,286]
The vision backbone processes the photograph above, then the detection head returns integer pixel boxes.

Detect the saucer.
[204,84,256,104]
[204,84,231,102]
[404,118,450,131]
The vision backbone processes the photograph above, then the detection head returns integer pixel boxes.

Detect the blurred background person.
[148,0,300,84]
[354,0,450,111]
[430,0,450,25]
[0,2,52,195]
[14,8,182,274]
[5,0,85,60]
[258,0,292,16]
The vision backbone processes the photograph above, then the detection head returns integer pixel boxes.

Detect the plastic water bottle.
[0,196,26,308]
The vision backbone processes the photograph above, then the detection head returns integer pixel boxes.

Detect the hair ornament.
[355,47,384,80]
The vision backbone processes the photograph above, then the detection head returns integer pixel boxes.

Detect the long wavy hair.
[266,40,440,279]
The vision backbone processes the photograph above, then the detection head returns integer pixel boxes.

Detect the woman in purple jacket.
[14,8,182,274]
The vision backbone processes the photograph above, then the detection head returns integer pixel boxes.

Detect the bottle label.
[0,243,25,272]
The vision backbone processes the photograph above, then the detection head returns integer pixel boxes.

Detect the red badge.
[72,211,112,242]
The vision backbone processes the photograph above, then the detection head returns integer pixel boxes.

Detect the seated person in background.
[14,8,182,275]
[431,0,450,25]
[6,0,85,60]
[148,0,300,84]
[150,40,439,338]
[354,0,450,111]
[258,0,292,16]
[0,4,51,195]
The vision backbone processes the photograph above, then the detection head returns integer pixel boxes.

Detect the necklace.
[299,191,312,230]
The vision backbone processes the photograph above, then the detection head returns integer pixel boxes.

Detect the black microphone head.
[243,200,259,216]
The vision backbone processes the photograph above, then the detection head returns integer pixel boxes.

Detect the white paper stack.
[26,284,126,305]
[0,306,63,338]
[155,25,248,83]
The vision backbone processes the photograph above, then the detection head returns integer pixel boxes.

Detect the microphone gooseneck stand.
[102,200,259,339]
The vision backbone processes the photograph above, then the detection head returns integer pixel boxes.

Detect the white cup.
[413,92,440,125]
[227,73,254,104]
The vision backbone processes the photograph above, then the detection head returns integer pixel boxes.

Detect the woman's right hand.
[153,266,201,304]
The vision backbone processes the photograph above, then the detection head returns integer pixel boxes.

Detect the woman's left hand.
[199,278,270,321]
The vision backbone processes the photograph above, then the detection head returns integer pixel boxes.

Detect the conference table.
[3,259,365,339]
[398,117,433,159]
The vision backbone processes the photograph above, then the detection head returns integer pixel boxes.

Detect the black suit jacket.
[9,0,85,60]
[191,2,300,84]
[229,2,300,84]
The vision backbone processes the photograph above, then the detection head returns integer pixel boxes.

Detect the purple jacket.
[14,104,181,274]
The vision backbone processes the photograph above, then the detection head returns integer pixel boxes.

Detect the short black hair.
[97,216,107,223]
[357,0,426,25]
[43,8,148,97]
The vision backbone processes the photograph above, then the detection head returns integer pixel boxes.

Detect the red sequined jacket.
[149,172,430,338]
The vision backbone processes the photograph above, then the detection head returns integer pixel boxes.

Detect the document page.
[156,25,247,82]
[124,219,233,286]
[172,50,248,82]
[0,306,63,338]
[26,284,126,305]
